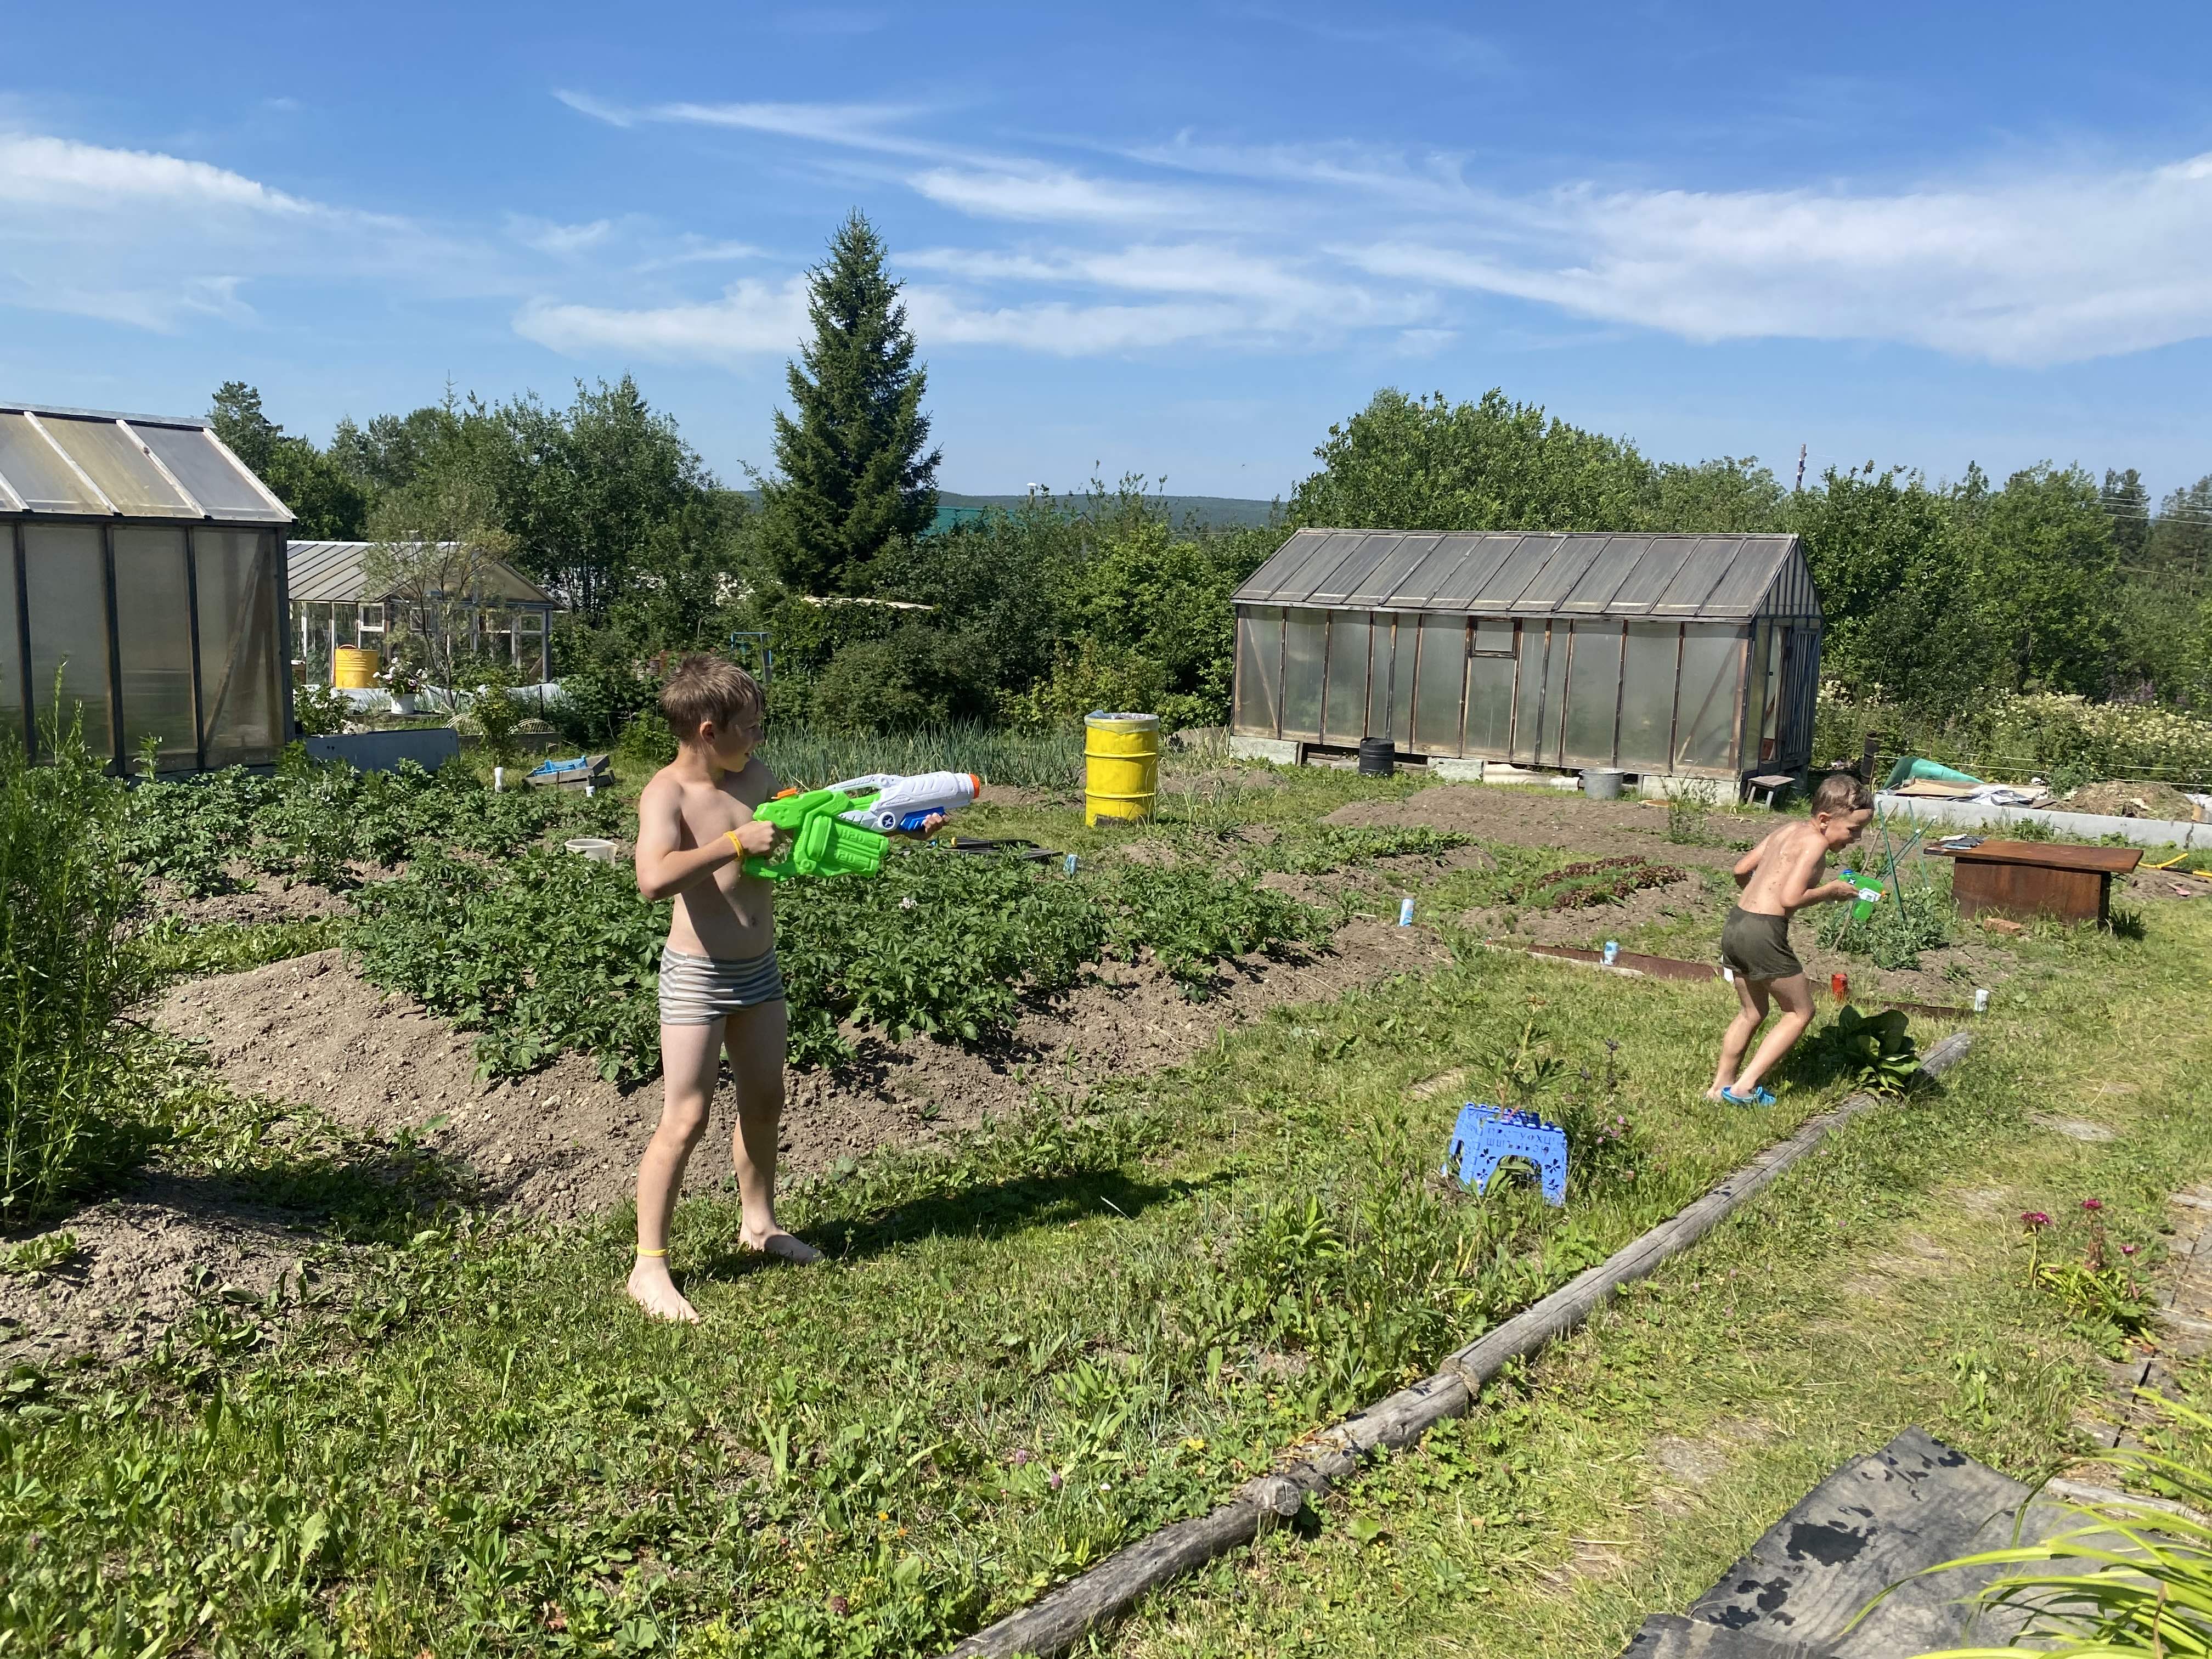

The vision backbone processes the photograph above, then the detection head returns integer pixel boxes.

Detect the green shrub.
[1812,881,1953,969]
[289,678,350,737]
[0,707,143,1214]
[1086,860,1318,996]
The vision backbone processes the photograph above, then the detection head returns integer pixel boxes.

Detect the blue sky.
[6,2,2212,501]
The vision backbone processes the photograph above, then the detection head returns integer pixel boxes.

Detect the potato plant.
[346,846,1319,1082]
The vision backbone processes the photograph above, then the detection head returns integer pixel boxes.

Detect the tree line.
[214,209,2212,746]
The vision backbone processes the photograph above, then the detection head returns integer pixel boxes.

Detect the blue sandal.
[1721,1084,1776,1107]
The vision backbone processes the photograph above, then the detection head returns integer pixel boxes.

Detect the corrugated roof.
[287,541,560,606]
[1233,529,1820,622]
[0,402,291,523]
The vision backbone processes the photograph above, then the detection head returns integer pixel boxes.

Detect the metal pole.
[101,523,125,772]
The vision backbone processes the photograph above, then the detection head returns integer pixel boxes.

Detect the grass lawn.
[5,759,2201,1658]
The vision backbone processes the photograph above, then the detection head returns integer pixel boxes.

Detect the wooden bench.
[1932,839,2141,927]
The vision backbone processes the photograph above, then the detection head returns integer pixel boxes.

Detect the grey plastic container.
[1582,767,1624,800]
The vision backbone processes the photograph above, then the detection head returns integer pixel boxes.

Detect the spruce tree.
[759,211,941,595]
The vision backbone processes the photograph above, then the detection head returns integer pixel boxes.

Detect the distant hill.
[936,492,1283,531]
[736,488,1284,533]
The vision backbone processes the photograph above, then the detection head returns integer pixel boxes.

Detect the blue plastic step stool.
[1442,1104,1568,1207]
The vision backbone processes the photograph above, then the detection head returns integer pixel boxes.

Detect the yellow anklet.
[636,1246,668,1258]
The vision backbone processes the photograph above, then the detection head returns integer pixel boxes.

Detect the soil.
[5,919,1449,1364]
[1321,785,1748,870]
[148,872,354,929]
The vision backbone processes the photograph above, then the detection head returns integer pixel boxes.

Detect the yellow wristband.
[726,830,745,858]
[636,1246,668,1258]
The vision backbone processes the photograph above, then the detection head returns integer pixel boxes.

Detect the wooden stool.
[1746,773,1795,808]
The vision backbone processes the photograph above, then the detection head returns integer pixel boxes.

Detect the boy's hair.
[1811,771,1873,816]
[660,654,764,741]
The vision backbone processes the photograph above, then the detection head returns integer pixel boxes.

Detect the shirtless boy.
[628,656,816,1323]
[1705,772,1875,1107]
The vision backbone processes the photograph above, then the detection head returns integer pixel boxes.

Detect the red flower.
[2021,1211,2051,1228]
[2081,1198,2105,1213]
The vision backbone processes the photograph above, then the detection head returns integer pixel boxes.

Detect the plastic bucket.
[1582,767,1624,801]
[563,838,617,864]
[332,646,381,690]
[1357,737,1396,777]
[1084,711,1159,826]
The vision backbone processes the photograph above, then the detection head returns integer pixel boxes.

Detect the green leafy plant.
[1,1229,79,1276]
[0,698,143,1215]
[290,678,351,737]
[1810,1005,1920,1094]
[1895,1397,2212,1656]
[1813,881,1953,969]
[1511,855,1688,912]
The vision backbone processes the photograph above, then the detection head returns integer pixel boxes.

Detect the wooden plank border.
[944,1032,1974,1658]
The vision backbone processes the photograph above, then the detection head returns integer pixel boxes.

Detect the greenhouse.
[0,402,292,773]
[1231,530,1823,780]
[287,541,559,687]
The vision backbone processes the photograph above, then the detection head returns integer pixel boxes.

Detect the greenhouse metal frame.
[0,402,294,774]
[1231,530,1823,780]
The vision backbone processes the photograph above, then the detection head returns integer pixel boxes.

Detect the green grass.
[1112,901,2212,1659]
[1,943,1915,1657]
[133,915,343,982]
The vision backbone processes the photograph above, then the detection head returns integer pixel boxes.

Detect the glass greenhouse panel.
[1562,622,1623,766]
[1364,617,1406,741]
[0,413,105,513]
[1410,615,1466,752]
[112,528,197,770]
[1465,651,1516,757]
[195,529,281,766]
[0,538,22,749]
[1539,623,1571,765]
[1280,610,1325,739]
[1510,623,1549,763]
[1742,620,1769,768]
[1321,613,1369,744]
[1618,623,1678,771]
[24,525,112,760]
[134,425,287,521]
[39,417,191,517]
[1674,625,1746,771]
[1387,623,1417,743]
[1233,610,1283,734]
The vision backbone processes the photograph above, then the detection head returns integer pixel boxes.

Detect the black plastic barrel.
[1357,737,1396,777]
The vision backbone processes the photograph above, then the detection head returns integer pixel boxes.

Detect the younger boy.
[628,656,811,1323]
[1705,772,1875,1107]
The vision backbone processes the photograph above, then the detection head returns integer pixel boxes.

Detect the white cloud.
[0,132,315,213]
[556,91,946,159]
[0,128,500,333]
[907,166,1219,225]
[509,216,616,256]
[513,278,813,362]
[1342,154,2212,365]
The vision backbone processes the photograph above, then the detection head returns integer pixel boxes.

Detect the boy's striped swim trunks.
[657,946,785,1024]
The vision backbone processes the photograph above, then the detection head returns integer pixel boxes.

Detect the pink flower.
[1048,1470,1064,1492]
[1009,1448,1032,1466]
[2082,1198,2105,1213]
[2122,1244,2141,1257]
[2021,1211,2051,1229]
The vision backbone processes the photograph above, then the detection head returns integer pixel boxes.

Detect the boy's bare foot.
[626,1259,702,1323]
[1703,1086,1729,1102]
[740,1229,822,1265]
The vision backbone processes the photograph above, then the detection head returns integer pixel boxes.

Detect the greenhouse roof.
[287,541,559,606]
[0,402,291,523]
[1234,529,1819,621]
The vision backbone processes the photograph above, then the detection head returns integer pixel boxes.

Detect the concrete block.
[1876,792,2206,850]
[1480,763,1547,787]
[1228,735,1301,765]
[1637,774,1728,802]
[1430,757,1486,783]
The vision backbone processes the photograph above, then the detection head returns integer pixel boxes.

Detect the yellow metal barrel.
[332,646,381,689]
[1084,710,1160,826]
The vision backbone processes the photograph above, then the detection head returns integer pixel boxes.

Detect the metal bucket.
[1582,768,1624,801]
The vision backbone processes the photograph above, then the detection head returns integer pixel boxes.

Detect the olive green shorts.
[1720,907,1803,983]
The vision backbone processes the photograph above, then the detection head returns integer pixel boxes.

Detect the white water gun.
[826,771,983,833]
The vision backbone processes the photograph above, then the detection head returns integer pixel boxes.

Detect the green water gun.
[742,788,890,880]
[1838,869,1885,922]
